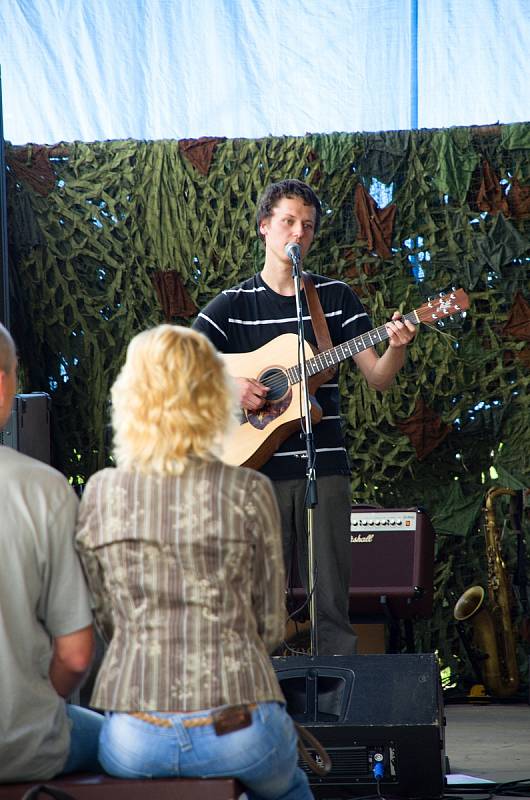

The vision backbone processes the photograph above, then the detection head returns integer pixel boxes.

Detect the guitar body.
[222,334,323,468]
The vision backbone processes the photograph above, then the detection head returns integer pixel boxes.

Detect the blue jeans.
[98,702,313,800]
[61,704,104,774]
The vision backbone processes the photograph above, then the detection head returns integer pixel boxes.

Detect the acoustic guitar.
[222,289,469,469]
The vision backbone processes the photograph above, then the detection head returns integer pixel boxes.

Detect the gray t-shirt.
[0,446,93,782]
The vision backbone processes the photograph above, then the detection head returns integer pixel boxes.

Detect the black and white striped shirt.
[193,272,373,480]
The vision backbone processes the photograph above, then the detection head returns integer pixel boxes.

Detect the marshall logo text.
[350,533,375,543]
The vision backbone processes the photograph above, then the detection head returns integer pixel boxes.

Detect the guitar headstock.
[416,288,470,326]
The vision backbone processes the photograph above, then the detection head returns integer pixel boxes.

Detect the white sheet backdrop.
[0,0,529,145]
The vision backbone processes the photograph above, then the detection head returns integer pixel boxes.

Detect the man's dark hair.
[256,179,322,239]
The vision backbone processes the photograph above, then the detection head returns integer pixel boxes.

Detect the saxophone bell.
[454,585,485,622]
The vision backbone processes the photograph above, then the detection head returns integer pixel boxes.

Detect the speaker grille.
[299,746,370,779]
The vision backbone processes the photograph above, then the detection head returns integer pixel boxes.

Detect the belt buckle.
[212,704,252,736]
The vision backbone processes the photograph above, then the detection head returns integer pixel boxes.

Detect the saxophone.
[453,486,519,698]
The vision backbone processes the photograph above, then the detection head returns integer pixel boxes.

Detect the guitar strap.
[302,271,337,382]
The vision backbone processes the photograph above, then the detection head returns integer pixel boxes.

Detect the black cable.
[443,778,530,799]
[493,778,530,797]
[339,793,380,800]
[278,562,319,656]
[285,562,318,622]
[443,790,496,799]
[316,777,530,800]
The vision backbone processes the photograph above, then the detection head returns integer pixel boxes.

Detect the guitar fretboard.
[286,310,419,385]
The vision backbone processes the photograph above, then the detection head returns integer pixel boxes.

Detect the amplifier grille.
[299,745,370,779]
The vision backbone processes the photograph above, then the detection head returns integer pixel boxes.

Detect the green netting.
[5,124,530,692]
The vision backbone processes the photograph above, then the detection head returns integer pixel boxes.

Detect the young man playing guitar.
[193,178,417,656]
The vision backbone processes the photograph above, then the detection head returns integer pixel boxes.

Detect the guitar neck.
[286,310,420,384]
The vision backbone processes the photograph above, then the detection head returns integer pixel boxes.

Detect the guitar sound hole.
[260,368,289,402]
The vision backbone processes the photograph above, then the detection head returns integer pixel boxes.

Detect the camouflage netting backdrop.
[5,124,530,693]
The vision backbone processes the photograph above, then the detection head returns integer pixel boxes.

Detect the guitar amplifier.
[349,506,436,619]
[287,506,436,622]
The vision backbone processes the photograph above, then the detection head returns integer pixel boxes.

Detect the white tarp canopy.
[1,0,529,145]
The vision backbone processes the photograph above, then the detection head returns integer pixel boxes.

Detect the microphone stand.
[288,244,319,657]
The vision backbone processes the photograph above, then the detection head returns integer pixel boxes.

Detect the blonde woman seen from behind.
[75,325,314,800]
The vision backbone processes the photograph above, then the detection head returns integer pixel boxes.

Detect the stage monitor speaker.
[0,392,51,464]
[272,653,446,799]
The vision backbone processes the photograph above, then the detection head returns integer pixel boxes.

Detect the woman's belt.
[129,703,257,735]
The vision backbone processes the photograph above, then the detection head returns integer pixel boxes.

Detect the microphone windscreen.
[285,242,301,261]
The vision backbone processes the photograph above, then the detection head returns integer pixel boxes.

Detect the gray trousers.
[272,474,357,656]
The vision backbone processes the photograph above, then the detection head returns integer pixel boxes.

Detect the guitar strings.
[252,299,460,396]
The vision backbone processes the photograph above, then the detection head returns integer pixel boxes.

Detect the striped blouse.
[75,459,286,711]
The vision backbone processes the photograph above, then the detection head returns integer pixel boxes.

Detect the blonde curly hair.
[111,325,237,474]
[0,324,16,374]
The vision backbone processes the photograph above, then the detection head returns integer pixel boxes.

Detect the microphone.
[284,242,301,264]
